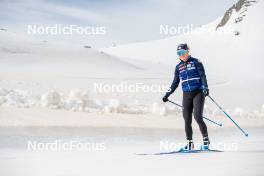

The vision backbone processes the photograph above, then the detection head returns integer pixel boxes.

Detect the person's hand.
[162,95,169,102]
[203,88,209,97]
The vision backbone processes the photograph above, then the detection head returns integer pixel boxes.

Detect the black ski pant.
[182,90,208,140]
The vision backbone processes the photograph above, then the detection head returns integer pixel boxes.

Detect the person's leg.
[182,92,194,140]
[193,91,208,138]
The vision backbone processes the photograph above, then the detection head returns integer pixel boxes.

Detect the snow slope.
[0,1,264,176]
[0,0,264,113]
[101,0,264,109]
[0,0,263,118]
[101,0,264,74]
[0,30,149,79]
[0,29,173,115]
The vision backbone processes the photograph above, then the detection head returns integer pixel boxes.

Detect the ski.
[136,148,223,155]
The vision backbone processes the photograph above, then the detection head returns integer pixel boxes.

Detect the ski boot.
[181,139,194,151]
[201,136,210,150]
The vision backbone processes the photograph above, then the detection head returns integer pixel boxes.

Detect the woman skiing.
[162,43,210,150]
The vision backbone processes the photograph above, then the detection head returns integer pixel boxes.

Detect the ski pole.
[207,95,248,137]
[168,100,222,127]
[168,100,183,109]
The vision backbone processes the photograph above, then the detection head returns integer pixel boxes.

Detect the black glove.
[202,88,209,97]
[162,95,169,102]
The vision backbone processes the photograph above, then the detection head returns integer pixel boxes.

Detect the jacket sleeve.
[195,59,208,89]
[165,66,180,96]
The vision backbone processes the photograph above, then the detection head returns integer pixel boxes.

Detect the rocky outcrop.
[216,0,256,29]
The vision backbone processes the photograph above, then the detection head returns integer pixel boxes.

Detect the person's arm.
[195,59,208,89]
[165,66,180,97]
[195,59,209,96]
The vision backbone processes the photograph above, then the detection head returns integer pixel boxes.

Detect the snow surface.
[101,0,264,110]
[0,126,264,176]
[0,0,264,176]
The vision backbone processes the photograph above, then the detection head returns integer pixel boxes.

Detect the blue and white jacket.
[166,56,208,95]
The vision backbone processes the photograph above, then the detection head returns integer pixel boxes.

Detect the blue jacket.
[166,56,208,96]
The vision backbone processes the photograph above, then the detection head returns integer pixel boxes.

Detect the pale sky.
[0,0,238,47]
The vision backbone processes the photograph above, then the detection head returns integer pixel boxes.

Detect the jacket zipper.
[185,63,191,91]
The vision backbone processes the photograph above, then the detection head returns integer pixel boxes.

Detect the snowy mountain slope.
[100,0,264,109]
[216,0,256,29]
[0,30,159,79]
[0,2,264,176]
[101,0,264,78]
[0,29,172,114]
[0,0,263,112]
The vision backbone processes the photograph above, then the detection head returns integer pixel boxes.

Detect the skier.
[162,43,210,150]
